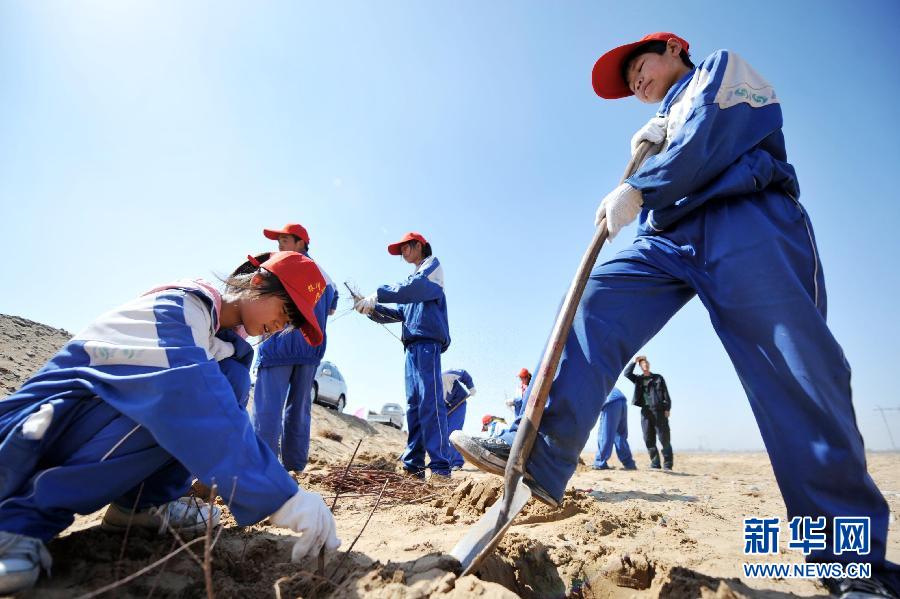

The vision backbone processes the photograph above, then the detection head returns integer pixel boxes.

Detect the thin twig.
[406,493,439,504]
[74,537,205,599]
[317,439,364,582]
[210,477,238,551]
[145,535,178,599]
[328,480,389,582]
[326,306,356,323]
[274,569,336,599]
[238,535,251,566]
[116,482,145,581]
[161,520,204,569]
[329,439,364,511]
[203,482,218,599]
[343,281,403,343]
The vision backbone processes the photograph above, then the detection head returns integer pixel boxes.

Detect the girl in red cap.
[354,232,452,479]
[0,251,340,595]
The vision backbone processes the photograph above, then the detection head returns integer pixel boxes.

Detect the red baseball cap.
[263,223,310,244]
[387,232,428,255]
[591,32,690,99]
[518,368,531,379]
[248,251,325,346]
[482,415,493,426]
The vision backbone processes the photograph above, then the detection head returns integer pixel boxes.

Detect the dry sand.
[2,313,898,598]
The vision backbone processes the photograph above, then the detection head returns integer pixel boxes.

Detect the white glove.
[466,387,476,397]
[21,403,54,440]
[270,488,341,561]
[630,115,667,156]
[354,293,377,315]
[595,183,644,240]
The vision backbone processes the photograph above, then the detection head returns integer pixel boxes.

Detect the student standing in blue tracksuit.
[0,252,340,595]
[252,224,339,471]
[592,387,636,471]
[451,33,899,597]
[442,369,475,470]
[507,368,531,421]
[354,232,451,478]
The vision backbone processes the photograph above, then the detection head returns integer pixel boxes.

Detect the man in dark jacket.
[624,355,672,470]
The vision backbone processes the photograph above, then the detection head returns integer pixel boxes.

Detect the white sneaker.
[0,531,51,595]
[101,497,221,535]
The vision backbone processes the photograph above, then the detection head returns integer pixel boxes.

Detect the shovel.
[450,140,660,576]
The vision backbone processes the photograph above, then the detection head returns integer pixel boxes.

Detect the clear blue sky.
[2,1,899,451]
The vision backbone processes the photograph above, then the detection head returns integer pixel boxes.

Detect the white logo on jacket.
[76,292,230,368]
[661,51,777,152]
[715,51,778,110]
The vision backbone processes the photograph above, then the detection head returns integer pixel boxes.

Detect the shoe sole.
[449,432,559,508]
[0,567,39,595]
[449,431,506,476]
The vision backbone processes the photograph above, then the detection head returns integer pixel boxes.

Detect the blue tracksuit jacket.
[0,281,297,541]
[628,49,797,232]
[257,256,338,366]
[443,369,474,413]
[368,256,450,352]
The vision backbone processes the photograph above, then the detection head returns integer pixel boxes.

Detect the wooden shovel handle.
[505,140,659,479]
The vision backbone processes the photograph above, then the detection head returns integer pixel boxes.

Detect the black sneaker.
[448,431,558,508]
[450,431,509,475]
[823,576,899,598]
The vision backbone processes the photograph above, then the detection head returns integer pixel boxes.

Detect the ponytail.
[221,252,306,330]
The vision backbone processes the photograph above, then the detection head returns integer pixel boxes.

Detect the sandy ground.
[0,313,71,396]
[2,313,899,598]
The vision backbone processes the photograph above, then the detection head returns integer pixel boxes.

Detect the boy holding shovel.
[452,32,898,598]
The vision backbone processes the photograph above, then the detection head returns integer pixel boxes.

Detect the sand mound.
[0,313,71,396]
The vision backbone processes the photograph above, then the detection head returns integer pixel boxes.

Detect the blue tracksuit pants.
[446,402,467,468]
[593,400,635,469]
[401,342,450,476]
[0,354,255,542]
[252,363,317,471]
[0,397,190,542]
[500,191,892,566]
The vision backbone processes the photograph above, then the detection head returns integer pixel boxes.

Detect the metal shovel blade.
[450,478,532,576]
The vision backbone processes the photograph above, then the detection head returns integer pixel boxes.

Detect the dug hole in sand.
[2,313,899,598]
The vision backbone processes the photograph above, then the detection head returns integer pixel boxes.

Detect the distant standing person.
[505,368,532,420]
[625,356,672,470]
[593,387,637,470]
[354,232,451,478]
[442,369,476,470]
[252,223,339,472]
